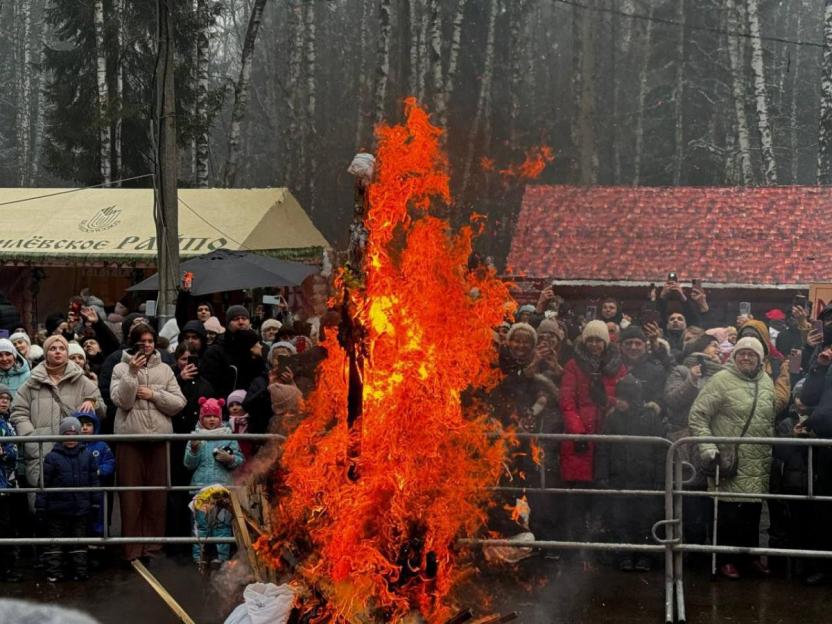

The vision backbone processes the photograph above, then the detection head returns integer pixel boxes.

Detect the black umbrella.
[127,249,318,296]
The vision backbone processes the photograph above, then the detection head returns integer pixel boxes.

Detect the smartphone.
[187,355,199,367]
[788,349,802,375]
[794,294,807,309]
[697,355,707,367]
[667,272,678,283]
[262,295,279,305]
[641,308,660,326]
[585,304,597,321]
[692,278,702,290]
[813,319,824,334]
[739,302,751,316]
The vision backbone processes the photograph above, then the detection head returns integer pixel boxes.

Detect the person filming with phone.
[110,323,186,563]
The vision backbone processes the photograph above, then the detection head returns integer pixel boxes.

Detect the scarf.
[44,361,67,384]
[573,341,623,408]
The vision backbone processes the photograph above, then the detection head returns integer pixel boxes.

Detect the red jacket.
[559,357,627,482]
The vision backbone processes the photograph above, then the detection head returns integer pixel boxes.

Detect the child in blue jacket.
[75,411,114,537]
[184,397,243,564]
[36,417,100,582]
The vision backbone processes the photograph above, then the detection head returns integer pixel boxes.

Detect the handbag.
[700,380,759,479]
[46,384,80,420]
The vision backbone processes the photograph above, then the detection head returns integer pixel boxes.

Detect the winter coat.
[174,370,214,435]
[800,362,832,438]
[624,353,670,407]
[78,413,114,479]
[739,319,791,411]
[110,350,186,434]
[35,443,100,516]
[663,354,724,432]
[0,352,30,397]
[10,361,104,486]
[183,424,244,489]
[559,342,627,482]
[200,331,265,400]
[595,403,667,489]
[0,416,17,489]
[688,362,786,500]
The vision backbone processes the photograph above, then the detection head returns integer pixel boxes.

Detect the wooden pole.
[131,559,197,624]
[153,0,180,326]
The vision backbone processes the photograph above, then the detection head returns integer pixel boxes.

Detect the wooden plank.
[229,487,265,582]
[131,559,197,624]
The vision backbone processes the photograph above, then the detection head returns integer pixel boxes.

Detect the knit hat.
[0,339,16,355]
[9,332,30,346]
[203,316,225,335]
[706,327,729,343]
[683,334,718,359]
[227,389,247,406]
[269,383,303,415]
[0,384,12,399]
[731,336,765,363]
[581,320,610,345]
[506,322,537,346]
[615,375,643,407]
[517,304,536,315]
[198,396,225,418]
[619,325,647,343]
[67,342,86,361]
[225,305,250,321]
[45,313,66,336]
[260,319,282,336]
[59,416,81,436]
[43,335,69,354]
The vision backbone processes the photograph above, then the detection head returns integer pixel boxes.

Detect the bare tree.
[194,0,210,187]
[633,4,654,186]
[373,0,392,129]
[672,0,686,185]
[819,0,832,183]
[438,0,465,134]
[461,0,497,198]
[726,0,753,185]
[305,0,317,212]
[355,0,372,148]
[113,0,124,183]
[746,0,777,184]
[93,0,111,183]
[16,0,33,185]
[222,0,267,187]
[285,0,303,188]
[428,0,443,121]
[575,0,597,185]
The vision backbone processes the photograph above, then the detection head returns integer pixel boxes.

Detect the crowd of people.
[0,289,325,582]
[0,275,831,588]
[492,279,832,583]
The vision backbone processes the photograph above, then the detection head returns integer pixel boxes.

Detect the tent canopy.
[0,187,329,266]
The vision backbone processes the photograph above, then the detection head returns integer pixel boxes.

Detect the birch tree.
[725,0,753,185]
[93,0,111,183]
[746,0,777,184]
[305,0,317,212]
[429,0,443,122]
[672,0,686,185]
[355,0,371,148]
[16,0,33,186]
[373,0,392,129]
[819,0,832,184]
[438,0,465,133]
[285,0,303,188]
[633,5,654,186]
[194,0,210,187]
[575,0,597,185]
[222,0,267,187]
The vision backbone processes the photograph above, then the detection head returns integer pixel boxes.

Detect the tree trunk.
[154,0,180,324]
[30,1,47,185]
[576,0,597,185]
[93,0,111,184]
[620,0,635,53]
[632,4,654,185]
[285,0,303,188]
[429,0,443,121]
[373,0,393,129]
[508,0,526,146]
[305,0,317,212]
[408,0,419,95]
[113,0,123,184]
[438,0,465,134]
[460,0,497,198]
[726,0,753,185]
[16,0,33,186]
[791,7,802,183]
[355,0,371,148]
[672,0,686,185]
[417,0,429,102]
[819,0,832,183]
[222,0,267,188]
[194,0,210,187]
[746,0,777,184]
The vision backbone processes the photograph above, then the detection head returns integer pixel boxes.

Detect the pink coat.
[558,358,627,482]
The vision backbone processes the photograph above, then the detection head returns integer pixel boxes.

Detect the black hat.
[615,375,643,406]
[683,334,718,359]
[225,305,250,321]
[619,325,647,342]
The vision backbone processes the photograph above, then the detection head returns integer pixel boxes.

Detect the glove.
[702,448,719,467]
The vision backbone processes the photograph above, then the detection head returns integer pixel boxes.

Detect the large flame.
[256,99,511,622]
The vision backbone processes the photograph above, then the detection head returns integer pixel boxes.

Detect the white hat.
[731,336,764,363]
[0,339,16,355]
[9,332,30,346]
[582,320,610,346]
[67,342,86,361]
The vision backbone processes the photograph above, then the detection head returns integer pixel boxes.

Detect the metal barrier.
[0,432,283,547]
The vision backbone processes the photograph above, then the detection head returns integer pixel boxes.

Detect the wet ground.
[0,552,829,623]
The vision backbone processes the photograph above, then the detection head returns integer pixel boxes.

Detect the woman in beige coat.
[110,323,185,561]
[11,335,103,486]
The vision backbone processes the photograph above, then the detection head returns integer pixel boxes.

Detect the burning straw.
[255,99,511,622]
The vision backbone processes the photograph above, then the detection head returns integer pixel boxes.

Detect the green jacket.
[688,363,781,500]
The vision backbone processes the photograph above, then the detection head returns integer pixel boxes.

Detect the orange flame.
[481,145,555,181]
[257,98,511,622]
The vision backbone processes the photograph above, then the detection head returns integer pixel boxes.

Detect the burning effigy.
[254,99,515,622]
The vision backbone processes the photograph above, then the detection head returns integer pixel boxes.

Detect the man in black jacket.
[200,305,265,399]
[619,325,671,406]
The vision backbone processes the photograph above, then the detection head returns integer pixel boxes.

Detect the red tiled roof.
[507,185,832,287]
